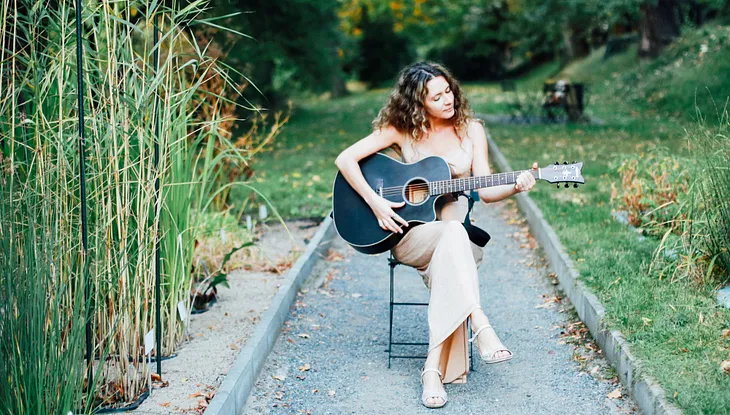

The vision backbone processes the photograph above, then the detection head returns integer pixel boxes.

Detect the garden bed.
[129,219,320,415]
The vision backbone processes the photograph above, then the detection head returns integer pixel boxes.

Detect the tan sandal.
[420,367,448,408]
[468,324,514,364]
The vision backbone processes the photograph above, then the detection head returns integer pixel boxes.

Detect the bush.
[612,116,730,285]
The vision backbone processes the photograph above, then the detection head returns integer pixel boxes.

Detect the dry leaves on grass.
[298,363,311,372]
[721,360,730,374]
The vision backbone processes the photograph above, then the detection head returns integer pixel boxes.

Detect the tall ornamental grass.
[1,0,260,410]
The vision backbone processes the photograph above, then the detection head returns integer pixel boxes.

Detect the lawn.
[238,23,730,414]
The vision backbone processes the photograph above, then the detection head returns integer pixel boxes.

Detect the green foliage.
[564,23,730,124]
[690,116,730,283]
[220,0,345,105]
[357,7,414,85]
[0,0,264,409]
[0,194,92,415]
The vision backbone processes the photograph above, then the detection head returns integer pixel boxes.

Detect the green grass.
[242,22,730,414]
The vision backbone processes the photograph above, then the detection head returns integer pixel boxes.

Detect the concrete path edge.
[204,215,337,415]
[482,122,682,415]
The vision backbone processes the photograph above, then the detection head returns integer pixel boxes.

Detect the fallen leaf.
[327,390,336,396]
[159,402,170,407]
[298,363,311,372]
[312,389,319,393]
[297,333,311,339]
[296,375,306,380]
[326,250,345,261]
[229,343,239,350]
[272,375,286,381]
[721,360,730,374]
[721,329,730,338]
[607,387,622,399]
[641,317,652,326]
[351,293,362,298]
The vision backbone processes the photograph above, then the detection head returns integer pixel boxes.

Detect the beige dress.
[391,133,484,384]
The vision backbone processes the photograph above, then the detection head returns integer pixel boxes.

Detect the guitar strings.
[376,170,530,196]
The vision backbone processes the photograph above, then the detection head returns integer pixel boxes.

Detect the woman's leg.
[422,341,446,406]
[469,306,512,360]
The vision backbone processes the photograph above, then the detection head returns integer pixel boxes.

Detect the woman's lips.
[444,105,453,112]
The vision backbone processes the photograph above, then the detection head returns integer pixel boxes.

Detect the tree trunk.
[562,24,591,60]
[639,0,682,58]
[330,71,348,98]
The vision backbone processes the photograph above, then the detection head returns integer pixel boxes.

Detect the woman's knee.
[443,220,468,237]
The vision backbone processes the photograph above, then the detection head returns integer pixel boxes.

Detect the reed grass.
[1,0,268,410]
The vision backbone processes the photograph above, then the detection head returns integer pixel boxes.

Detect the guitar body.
[332,153,452,254]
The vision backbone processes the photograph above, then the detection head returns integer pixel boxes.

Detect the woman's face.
[423,76,455,121]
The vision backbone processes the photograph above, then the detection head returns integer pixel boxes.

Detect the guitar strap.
[458,192,491,247]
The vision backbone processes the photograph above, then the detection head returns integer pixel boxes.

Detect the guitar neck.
[429,170,539,196]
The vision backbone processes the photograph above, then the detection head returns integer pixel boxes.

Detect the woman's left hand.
[514,162,538,193]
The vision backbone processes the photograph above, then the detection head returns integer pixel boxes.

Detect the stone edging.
[204,216,337,415]
[482,122,682,415]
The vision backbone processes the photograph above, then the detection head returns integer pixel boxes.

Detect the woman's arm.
[469,121,536,203]
[334,126,410,234]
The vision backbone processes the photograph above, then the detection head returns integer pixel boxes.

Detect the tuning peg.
[572,160,576,164]
[573,183,579,188]
[563,161,568,165]
[565,183,569,188]
[554,161,559,165]
[556,183,560,189]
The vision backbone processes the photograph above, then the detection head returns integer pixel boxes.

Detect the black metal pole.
[74,0,93,387]
[153,11,162,377]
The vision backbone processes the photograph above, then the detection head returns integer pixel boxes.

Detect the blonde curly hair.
[372,61,474,143]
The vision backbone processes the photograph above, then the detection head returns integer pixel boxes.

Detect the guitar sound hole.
[405,179,429,204]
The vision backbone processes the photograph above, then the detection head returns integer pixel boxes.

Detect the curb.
[204,215,337,415]
[481,121,682,415]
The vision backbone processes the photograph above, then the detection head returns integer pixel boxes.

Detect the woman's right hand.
[368,195,409,234]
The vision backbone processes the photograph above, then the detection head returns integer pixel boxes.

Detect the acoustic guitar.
[331,153,584,254]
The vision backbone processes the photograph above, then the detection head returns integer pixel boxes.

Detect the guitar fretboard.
[428,170,538,196]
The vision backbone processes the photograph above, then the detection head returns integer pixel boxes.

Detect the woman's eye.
[434,96,440,101]
[446,87,451,93]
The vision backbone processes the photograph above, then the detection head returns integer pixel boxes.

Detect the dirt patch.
[130,219,321,415]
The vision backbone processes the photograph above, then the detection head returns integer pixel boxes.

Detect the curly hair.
[372,61,474,143]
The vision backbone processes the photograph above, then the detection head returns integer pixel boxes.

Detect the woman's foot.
[469,323,513,362]
[470,308,513,362]
[421,367,447,408]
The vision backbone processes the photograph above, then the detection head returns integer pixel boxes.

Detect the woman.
[334,61,537,409]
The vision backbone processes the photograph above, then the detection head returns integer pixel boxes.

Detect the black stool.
[386,252,474,371]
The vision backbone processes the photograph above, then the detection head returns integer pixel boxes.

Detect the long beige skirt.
[391,197,484,384]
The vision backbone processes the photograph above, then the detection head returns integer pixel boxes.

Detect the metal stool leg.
[388,255,395,368]
[387,254,474,371]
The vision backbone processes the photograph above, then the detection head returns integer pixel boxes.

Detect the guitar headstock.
[539,161,585,188]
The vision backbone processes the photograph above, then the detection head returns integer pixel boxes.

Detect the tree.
[638,0,682,57]
[219,0,347,107]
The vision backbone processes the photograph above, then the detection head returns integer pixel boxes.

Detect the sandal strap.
[421,368,443,379]
[468,324,492,343]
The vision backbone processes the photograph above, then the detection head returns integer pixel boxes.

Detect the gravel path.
[243,199,637,415]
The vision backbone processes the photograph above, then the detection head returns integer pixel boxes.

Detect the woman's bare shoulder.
[466,118,487,142]
[374,123,406,147]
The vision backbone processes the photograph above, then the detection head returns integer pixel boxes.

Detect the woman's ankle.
[470,307,489,331]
